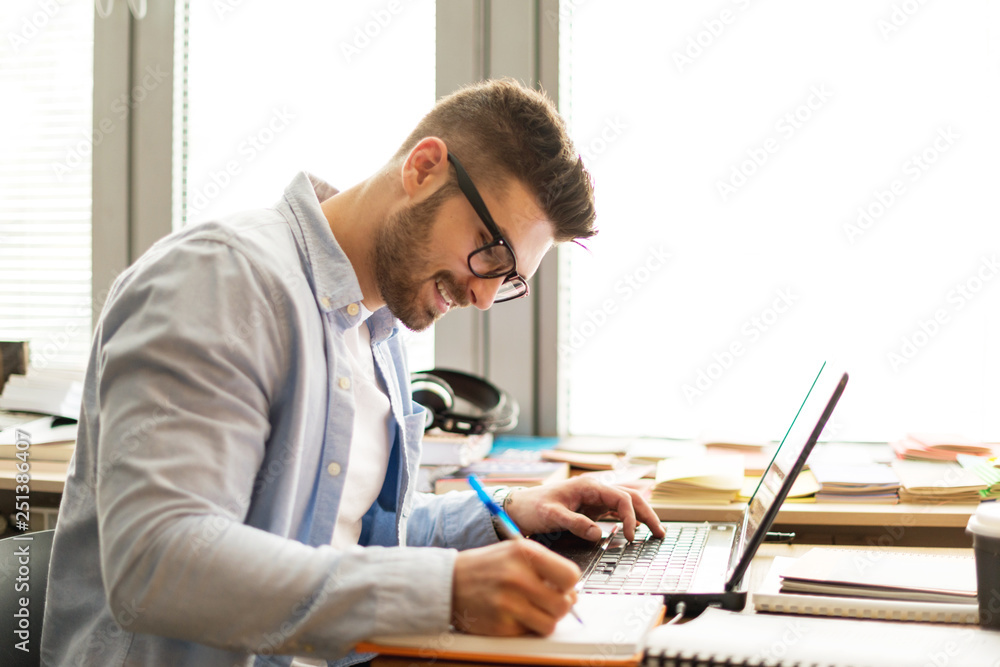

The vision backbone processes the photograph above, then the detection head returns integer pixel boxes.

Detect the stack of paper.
[891,432,994,462]
[0,368,84,419]
[809,461,900,503]
[890,459,986,503]
[957,454,1000,500]
[651,455,744,504]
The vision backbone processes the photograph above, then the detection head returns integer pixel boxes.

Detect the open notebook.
[356,593,665,665]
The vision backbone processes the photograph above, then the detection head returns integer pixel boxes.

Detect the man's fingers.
[548,505,603,542]
[594,485,638,540]
[627,486,665,537]
[579,479,663,540]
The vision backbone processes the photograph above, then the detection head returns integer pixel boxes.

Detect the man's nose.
[468,275,504,310]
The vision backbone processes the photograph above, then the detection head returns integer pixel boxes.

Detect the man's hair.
[393,78,597,244]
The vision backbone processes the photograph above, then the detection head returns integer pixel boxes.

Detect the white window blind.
[0,0,94,370]
[560,0,1000,442]
[179,0,437,370]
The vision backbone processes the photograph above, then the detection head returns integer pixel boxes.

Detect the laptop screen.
[727,362,849,589]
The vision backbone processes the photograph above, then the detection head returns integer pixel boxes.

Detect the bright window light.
[561,0,1000,442]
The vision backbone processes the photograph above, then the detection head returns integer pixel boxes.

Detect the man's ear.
[401,136,449,198]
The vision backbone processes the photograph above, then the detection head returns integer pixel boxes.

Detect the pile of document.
[890,459,987,503]
[891,432,994,462]
[808,460,900,504]
[415,430,493,492]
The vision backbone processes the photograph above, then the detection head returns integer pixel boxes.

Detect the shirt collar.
[278,172,399,343]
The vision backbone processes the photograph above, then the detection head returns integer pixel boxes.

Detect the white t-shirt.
[329,303,393,550]
[293,303,392,666]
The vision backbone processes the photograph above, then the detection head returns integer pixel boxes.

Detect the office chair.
[0,529,56,667]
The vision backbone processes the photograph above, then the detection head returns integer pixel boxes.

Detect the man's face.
[372,176,554,332]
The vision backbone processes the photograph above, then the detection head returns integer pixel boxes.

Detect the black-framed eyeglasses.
[447,153,529,303]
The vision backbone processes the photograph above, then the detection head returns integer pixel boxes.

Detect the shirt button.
[320,296,331,309]
[338,376,351,390]
[347,302,360,316]
[327,462,342,477]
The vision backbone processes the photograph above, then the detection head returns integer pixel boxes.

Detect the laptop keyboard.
[580,524,709,593]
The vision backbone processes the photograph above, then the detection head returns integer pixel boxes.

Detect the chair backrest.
[0,529,56,667]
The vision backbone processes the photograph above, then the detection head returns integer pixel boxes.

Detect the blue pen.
[468,475,583,625]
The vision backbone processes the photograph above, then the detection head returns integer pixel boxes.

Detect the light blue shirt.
[41,173,500,666]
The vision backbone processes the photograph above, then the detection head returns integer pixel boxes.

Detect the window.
[180,0,437,369]
[561,0,1000,441]
[0,0,94,370]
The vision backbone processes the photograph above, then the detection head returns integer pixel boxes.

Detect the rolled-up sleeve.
[94,238,456,659]
[405,490,501,550]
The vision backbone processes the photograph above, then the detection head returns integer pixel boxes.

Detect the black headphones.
[410,368,519,435]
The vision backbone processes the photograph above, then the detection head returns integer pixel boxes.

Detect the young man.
[41,79,664,666]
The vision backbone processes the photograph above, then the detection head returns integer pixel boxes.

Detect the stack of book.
[890,459,987,503]
[808,461,900,504]
[416,430,493,492]
[432,459,570,494]
[752,548,979,624]
[891,432,994,462]
[0,416,78,462]
[775,548,977,604]
[540,435,629,471]
[699,433,777,476]
[650,455,744,505]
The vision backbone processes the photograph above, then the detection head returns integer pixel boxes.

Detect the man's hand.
[451,540,580,636]
[504,476,665,541]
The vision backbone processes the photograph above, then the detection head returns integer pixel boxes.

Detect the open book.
[356,593,664,665]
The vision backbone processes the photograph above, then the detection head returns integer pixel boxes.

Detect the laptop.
[532,362,849,615]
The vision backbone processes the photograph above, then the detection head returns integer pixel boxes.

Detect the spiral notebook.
[641,607,1000,666]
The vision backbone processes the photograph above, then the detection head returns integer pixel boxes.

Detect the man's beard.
[371,187,467,331]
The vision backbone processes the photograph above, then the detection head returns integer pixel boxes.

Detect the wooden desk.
[653,500,977,547]
[371,543,977,666]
